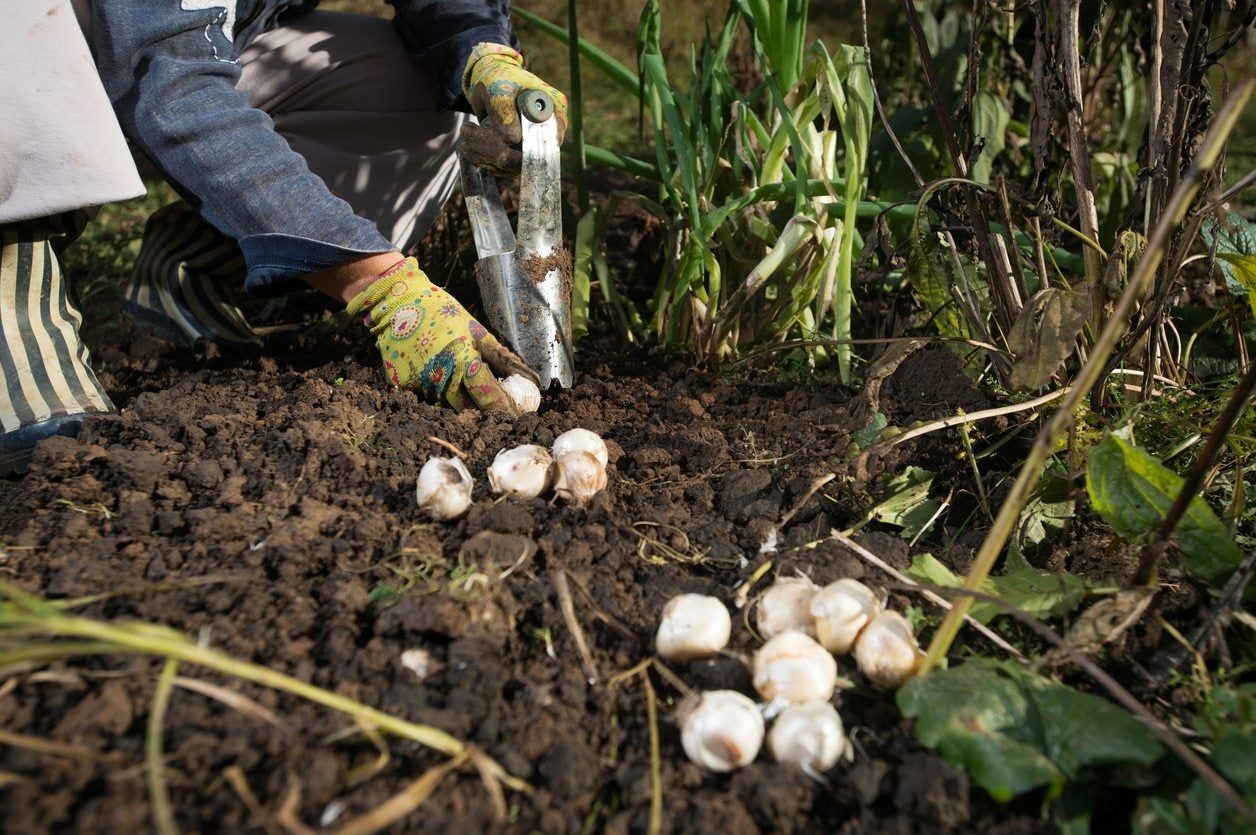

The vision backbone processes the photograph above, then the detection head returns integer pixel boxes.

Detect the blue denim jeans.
[86,0,512,296]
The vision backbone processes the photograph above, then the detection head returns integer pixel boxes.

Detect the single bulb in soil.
[756,576,820,639]
[753,630,838,705]
[678,690,765,772]
[810,579,881,655]
[500,374,541,413]
[854,610,924,688]
[551,428,609,468]
[487,445,554,499]
[768,701,847,774]
[655,593,731,661]
[399,648,437,681]
[553,451,607,504]
[415,456,473,521]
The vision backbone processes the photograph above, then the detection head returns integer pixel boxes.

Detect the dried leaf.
[1008,287,1092,391]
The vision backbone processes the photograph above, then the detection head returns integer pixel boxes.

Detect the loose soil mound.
[0,324,1046,833]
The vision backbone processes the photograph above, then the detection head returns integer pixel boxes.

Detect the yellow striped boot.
[125,203,261,347]
[0,215,115,475]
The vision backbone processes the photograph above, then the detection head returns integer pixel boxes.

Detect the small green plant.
[520,0,892,380]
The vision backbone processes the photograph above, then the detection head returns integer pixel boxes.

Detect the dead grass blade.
[172,676,294,739]
[223,765,283,835]
[466,745,509,822]
[276,780,318,835]
[146,658,180,835]
[328,752,469,835]
[0,770,31,787]
[643,674,663,835]
[50,574,247,611]
[551,568,599,685]
[0,727,124,764]
[342,717,391,787]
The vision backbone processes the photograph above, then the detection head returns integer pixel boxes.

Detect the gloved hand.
[461,42,568,176]
[347,258,537,412]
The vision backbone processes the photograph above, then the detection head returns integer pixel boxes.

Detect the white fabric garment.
[0,0,145,224]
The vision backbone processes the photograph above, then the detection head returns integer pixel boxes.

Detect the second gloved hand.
[348,258,537,412]
[461,42,568,176]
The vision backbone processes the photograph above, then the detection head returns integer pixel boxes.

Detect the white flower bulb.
[655,594,731,661]
[756,577,819,639]
[854,610,924,688]
[415,456,473,520]
[678,690,764,772]
[500,374,541,412]
[553,451,607,504]
[768,701,847,774]
[487,445,554,499]
[810,579,881,655]
[753,630,838,705]
[551,428,609,468]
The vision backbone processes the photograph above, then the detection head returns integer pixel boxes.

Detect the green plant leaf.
[1007,286,1093,391]
[870,467,938,538]
[1086,432,1243,585]
[904,553,1090,623]
[899,660,1162,802]
[852,411,888,449]
[571,207,597,340]
[512,8,639,95]
[1217,253,1256,317]
[1013,475,1075,558]
[1201,211,1256,298]
[970,91,1010,185]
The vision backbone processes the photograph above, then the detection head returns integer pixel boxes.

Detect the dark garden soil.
[0,302,1064,832]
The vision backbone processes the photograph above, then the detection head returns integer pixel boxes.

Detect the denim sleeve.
[387,0,517,111]
[89,1,396,297]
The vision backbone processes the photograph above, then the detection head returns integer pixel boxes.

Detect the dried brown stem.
[1054,0,1104,287]
[551,568,600,685]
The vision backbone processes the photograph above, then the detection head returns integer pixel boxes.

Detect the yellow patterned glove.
[461,42,568,176]
[347,258,537,412]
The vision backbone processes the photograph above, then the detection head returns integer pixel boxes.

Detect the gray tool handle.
[517,89,554,124]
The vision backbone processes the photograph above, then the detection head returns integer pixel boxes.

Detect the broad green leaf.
[852,411,888,449]
[1086,433,1243,585]
[971,91,1010,185]
[898,661,1064,800]
[870,467,938,538]
[904,553,1089,623]
[1007,286,1093,391]
[899,660,1162,802]
[1013,475,1075,558]
[1217,253,1256,317]
[1200,211,1256,299]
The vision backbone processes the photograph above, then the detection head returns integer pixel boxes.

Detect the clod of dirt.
[521,248,574,289]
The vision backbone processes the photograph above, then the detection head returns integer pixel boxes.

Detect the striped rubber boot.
[0,218,116,476]
[125,203,262,347]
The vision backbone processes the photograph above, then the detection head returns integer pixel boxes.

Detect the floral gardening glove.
[347,258,537,412]
[461,42,569,176]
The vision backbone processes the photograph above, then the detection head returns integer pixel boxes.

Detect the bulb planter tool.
[459,90,574,389]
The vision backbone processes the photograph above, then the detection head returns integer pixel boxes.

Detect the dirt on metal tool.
[459,90,574,390]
